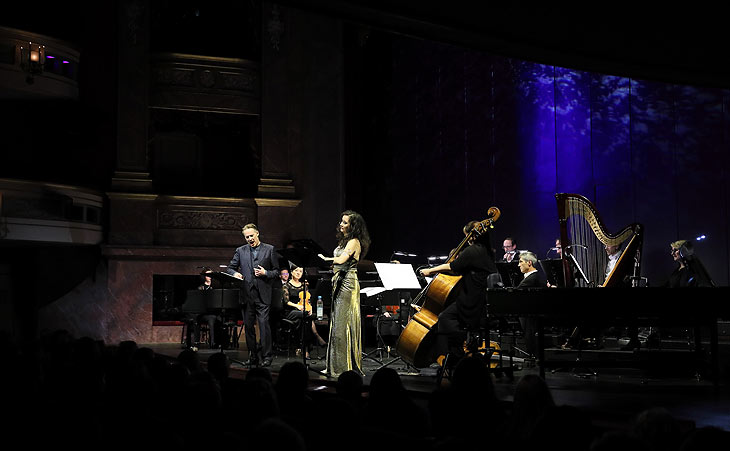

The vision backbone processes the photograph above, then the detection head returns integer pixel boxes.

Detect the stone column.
[111,0,152,192]
[259,2,296,199]
[259,2,345,248]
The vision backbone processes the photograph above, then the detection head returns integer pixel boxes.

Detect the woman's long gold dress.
[324,245,364,377]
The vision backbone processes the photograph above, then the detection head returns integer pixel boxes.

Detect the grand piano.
[181,271,243,348]
[487,287,729,385]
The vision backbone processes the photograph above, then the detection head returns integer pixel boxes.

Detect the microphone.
[546,247,561,258]
[427,255,448,261]
[393,251,418,257]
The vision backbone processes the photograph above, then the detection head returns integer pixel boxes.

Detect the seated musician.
[516,252,543,357]
[604,243,621,282]
[283,265,327,357]
[499,237,520,263]
[633,240,715,347]
[666,240,714,288]
[279,267,290,285]
[185,268,222,351]
[275,267,290,305]
[517,252,544,288]
[546,238,562,260]
[420,221,498,367]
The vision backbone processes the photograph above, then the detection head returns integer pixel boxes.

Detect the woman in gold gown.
[318,210,371,377]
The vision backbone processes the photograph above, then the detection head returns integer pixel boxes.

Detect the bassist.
[420,220,498,367]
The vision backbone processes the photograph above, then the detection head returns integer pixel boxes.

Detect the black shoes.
[242,358,260,367]
[261,358,273,367]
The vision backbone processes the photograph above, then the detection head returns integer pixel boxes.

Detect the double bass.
[395,208,501,367]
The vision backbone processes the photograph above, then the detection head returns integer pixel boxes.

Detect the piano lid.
[280,239,331,270]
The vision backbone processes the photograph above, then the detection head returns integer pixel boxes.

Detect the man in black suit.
[227,223,280,367]
[516,251,543,357]
[517,251,543,288]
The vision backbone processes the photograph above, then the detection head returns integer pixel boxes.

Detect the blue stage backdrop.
[352,33,729,287]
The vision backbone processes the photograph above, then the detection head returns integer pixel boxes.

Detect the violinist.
[283,265,327,356]
[419,220,498,367]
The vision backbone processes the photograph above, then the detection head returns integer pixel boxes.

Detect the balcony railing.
[0,178,103,245]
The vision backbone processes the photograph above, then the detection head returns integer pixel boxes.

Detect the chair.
[436,273,515,385]
[180,316,211,349]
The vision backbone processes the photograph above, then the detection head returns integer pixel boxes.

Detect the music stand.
[202,272,246,363]
[361,288,387,366]
[278,247,327,374]
[496,261,522,287]
[370,263,422,372]
[539,258,565,288]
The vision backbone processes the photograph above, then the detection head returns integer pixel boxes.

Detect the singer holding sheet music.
[226,223,279,367]
[318,210,371,377]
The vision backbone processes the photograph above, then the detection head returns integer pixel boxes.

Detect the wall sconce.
[19,41,45,83]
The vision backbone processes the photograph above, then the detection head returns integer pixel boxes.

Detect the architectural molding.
[150,52,260,115]
[254,197,302,208]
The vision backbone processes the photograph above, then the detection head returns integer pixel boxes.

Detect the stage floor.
[146,339,730,433]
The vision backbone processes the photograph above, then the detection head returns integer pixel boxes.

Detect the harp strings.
[566,198,610,287]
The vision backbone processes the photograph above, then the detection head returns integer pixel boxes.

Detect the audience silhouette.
[1,329,723,450]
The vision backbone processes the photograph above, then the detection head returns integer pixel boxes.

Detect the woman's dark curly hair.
[336,210,371,258]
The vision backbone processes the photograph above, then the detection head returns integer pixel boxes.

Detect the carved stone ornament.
[158,210,249,230]
[198,69,216,88]
[124,0,144,45]
[267,4,283,51]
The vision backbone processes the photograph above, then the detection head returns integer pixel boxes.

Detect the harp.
[556,193,643,288]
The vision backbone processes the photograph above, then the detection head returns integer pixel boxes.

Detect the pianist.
[516,252,543,288]
[184,268,222,351]
[516,252,543,357]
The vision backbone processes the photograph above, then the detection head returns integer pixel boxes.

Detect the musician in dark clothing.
[499,237,520,263]
[633,240,715,348]
[227,223,280,367]
[516,252,542,356]
[184,269,221,350]
[517,252,543,288]
[282,265,327,357]
[666,240,715,287]
[420,221,498,366]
